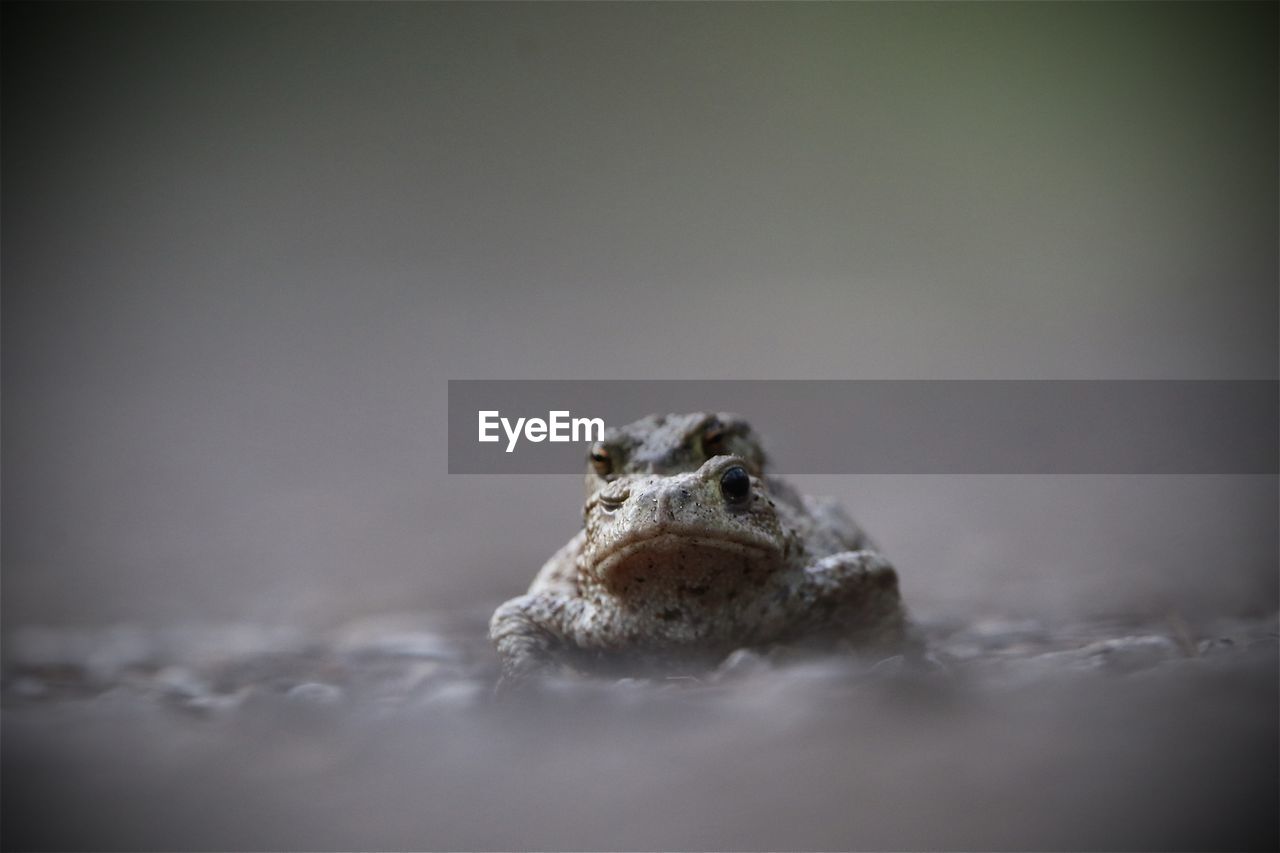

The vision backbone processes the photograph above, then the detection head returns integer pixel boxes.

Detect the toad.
[489,413,914,689]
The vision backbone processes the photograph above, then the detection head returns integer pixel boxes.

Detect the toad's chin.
[589,531,783,592]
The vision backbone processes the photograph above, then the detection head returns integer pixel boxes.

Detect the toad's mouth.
[591,529,782,581]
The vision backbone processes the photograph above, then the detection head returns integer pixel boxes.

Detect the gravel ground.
[3,609,1276,851]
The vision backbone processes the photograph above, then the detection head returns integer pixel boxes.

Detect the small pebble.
[713,648,769,681]
[287,682,345,704]
[1197,637,1235,656]
[184,691,248,714]
[1084,635,1180,674]
[153,666,210,699]
[418,681,485,709]
[869,655,907,676]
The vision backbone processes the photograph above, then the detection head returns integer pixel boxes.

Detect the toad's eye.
[589,444,613,477]
[720,465,751,506]
[702,423,727,457]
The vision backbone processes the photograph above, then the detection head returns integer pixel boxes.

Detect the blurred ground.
[3,608,1276,851]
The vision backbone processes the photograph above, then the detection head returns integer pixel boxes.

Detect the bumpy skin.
[490,412,912,689]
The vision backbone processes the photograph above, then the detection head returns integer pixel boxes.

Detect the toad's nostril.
[720,466,751,506]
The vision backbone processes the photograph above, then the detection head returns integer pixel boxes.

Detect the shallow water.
[3,610,1276,851]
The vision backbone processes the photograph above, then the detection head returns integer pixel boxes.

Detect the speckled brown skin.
[582,412,768,489]
[489,413,912,689]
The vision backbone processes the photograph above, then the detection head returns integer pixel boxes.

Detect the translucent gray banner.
[447,380,1278,475]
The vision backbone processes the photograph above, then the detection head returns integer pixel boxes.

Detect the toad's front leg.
[792,551,916,653]
[488,592,586,693]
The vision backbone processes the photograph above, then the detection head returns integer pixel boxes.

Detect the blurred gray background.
[4,1,1277,633]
